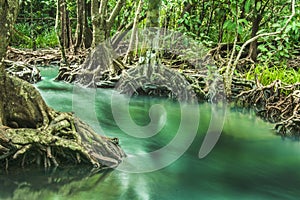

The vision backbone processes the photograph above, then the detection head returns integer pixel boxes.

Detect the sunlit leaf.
[245,0,251,13]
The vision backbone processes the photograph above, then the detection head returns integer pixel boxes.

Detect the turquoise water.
[1,66,300,199]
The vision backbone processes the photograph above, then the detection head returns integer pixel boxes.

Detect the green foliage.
[11,23,58,48]
[11,23,33,48]
[35,29,59,48]
[10,0,300,69]
[159,0,299,68]
[257,9,300,64]
[12,0,58,48]
[246,64,300,85]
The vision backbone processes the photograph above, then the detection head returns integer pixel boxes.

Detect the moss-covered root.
[0,112,125,170]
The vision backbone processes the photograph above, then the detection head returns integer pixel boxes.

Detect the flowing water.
[1,66,300,200]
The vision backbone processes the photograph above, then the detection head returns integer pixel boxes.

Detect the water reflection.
[0,167,112,200]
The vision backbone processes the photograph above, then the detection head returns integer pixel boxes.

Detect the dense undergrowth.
[245,64,300,86]
[10,22,300,88]
[11,23,58,49]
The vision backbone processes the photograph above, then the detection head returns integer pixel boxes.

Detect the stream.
[1,66,300,200]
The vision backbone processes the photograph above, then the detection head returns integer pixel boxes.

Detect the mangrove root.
[0,75,125,170]
[236,80,300,137]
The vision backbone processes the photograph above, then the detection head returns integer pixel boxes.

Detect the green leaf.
[223,20,235,31]
[245,0,251,13]
[258,45,268,52]
[237,26,243,34]
[238,19,248,25]
[256,1,262,10]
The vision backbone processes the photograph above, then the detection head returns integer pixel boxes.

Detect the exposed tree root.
[287,55,300,70]
[0,113,125,170]
[116,63,197,102]
[55,43,126,87]
[4,59,41,83]
[0,75,125,170]
[236,80,300,137]
[6,47,87,66]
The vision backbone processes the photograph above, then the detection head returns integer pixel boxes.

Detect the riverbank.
[5,47,300,138]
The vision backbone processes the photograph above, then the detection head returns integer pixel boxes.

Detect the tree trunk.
[0,0,125,170]
[143,0,162,57]
[74,0,84,52]
[106,0,125,36]
[83,0,92,48]
[123,0,143,64]
[55,0,68,65]
[61,0,68,48]
[91,0,107,48]
[249,14,262,62]
[206,0,215,35]
[0,0,19,126]
[74,0,92,51]
[66,7,73,49]
[249,0,263,62]
[218,14,227,43]
[57,0,126,86]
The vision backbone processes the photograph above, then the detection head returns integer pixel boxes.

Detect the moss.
[1,112,125,169]
[0,0,125,169]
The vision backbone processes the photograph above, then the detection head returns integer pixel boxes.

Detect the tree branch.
[224,1,239,96]
[233,0,295,68]
[99,0,108,25]
[111,15,146,47]
[107,0,125,32]
[259,0,270,14]
[224,0,295,97]
[123,0,143,63]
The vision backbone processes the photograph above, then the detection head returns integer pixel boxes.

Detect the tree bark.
[91,0,107,48]
[249,0,271,61]
[74,0,84,52]
[249,3,262,62]
[57,0,126,86]
[123,0,143,64]
[0,0,19,126]
[55,0,68,65]
[0,0,125,169]
[83,0,92,48]
[107,0,125,36]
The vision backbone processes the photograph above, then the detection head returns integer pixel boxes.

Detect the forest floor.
[5,47,300,138]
